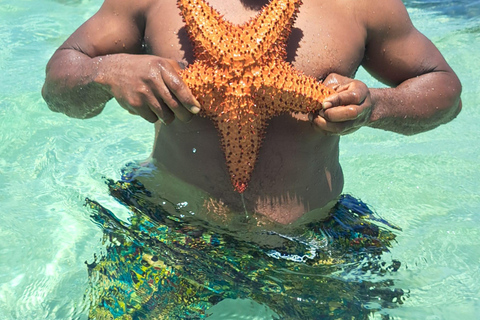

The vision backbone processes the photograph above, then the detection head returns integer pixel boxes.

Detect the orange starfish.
[178,0,335,193]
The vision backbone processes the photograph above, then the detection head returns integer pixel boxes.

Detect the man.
[42,0,461,317]
[42,0,461,225]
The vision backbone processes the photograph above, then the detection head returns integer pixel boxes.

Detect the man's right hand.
[96,54,201,124]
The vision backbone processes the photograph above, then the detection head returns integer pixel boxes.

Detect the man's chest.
[143,0,366,79]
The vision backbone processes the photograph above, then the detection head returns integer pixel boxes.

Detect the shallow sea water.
[0,0,479,319]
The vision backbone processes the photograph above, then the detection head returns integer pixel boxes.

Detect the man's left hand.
[309,73,373,135]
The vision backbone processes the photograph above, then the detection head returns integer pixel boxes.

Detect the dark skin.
[42,0,461,226]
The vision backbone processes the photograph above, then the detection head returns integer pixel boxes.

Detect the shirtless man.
[42,0,461,226]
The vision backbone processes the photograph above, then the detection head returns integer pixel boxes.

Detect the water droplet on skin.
[176,201,188,209]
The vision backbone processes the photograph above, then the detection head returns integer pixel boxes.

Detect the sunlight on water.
[0,0,479,319]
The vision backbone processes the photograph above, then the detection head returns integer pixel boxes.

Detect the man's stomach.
[148,114,344,226]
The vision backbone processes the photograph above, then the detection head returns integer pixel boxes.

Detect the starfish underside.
[178,0,335,193]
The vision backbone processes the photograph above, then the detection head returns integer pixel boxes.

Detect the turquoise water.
[0,0,479,319]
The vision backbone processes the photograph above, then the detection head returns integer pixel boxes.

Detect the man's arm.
[311,0,461,135]
[42,0,200,123]
[363,0,461,135]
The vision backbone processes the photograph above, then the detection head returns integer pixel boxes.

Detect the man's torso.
[138,0,367,224]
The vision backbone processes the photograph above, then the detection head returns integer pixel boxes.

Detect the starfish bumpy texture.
[178,0,335,193]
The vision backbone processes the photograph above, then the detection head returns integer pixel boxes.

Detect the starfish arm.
[180,61,222,110]
[178,0,234,63]
[243,0,302,63]
[257,60,335,115]
[211,95,267,193]
[181,63,264,193]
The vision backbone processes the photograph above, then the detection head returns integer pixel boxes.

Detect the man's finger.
[150,80,194,123]
[145,93,176,124]
[310,114,350,134]
[159,61,201,114]
[323,89,364,109]
[118,99,159,123]
[323,105,359,122]
[322,73,342,88]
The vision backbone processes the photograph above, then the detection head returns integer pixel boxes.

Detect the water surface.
[0,0,479,318]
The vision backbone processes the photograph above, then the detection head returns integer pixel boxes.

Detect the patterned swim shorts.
[85,165,404,319]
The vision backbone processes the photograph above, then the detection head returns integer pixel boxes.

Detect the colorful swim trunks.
[85,165,404,319]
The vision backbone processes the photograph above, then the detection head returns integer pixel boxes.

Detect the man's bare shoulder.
[350,0,436,85]
[99,0,157,15]
[351,0,414,35]
[306,0,412,41]
[58,0,176,56]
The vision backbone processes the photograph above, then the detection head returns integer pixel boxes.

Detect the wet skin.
[42,0,462,226]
